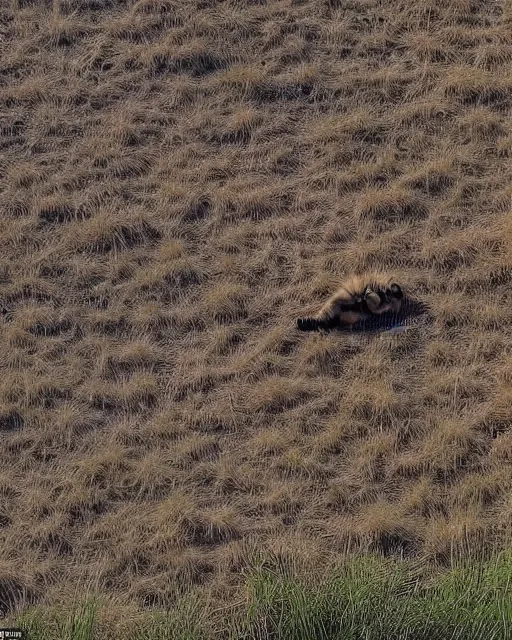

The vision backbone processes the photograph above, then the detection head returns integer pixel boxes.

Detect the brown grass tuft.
[65,211,161,255]
[355,186,428,229]
[354,501,423,557]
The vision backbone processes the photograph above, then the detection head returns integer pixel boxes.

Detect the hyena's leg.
[297,316,340,331]
[363,289,387,314]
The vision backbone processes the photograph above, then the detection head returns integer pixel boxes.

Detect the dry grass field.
[2,0,512,630]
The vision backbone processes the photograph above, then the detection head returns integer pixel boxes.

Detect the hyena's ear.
[388,283,403,299]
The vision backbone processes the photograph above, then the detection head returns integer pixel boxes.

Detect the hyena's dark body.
[297,274,404,332]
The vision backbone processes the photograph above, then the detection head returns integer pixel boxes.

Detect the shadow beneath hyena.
[325,297,432,335]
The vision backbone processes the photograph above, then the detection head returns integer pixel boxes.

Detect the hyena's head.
[384,282,404,313]
[387,283,403,301]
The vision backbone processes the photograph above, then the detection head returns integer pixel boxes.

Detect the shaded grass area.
[13,552,512,640]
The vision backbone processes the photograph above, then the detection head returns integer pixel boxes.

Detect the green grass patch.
[9,552,512,639]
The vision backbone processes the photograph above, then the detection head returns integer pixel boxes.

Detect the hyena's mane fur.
[297,273,403,332]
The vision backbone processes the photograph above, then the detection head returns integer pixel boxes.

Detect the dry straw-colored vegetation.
[2,0,512,631]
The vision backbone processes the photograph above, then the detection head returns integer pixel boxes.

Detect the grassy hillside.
[1,0,512,630]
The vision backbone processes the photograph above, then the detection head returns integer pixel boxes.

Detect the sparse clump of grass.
[64,211,161,255]
[355,186,428,227]
[441,66,512,107]
[202,282,251,324]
